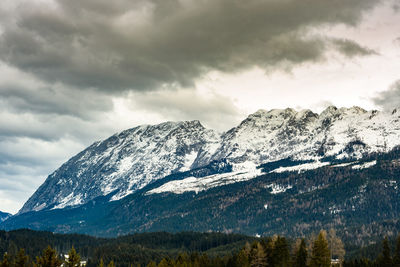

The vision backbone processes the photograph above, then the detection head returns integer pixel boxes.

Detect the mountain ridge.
[18,106,400,215]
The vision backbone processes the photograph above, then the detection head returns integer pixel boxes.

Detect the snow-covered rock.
[19,120,221,213]
[19,106,400,214]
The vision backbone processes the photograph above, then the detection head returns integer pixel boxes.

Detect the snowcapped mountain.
[211,106,399,164]
[19,120,220,214]
[19,106,400,214]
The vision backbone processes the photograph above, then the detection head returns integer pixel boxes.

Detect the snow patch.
[270,161,330,173]
[117,156,135,174]
[33,203,46,212]
[329,205,342,214]
[265,183,293,194]
[352,160,377,170]
[180,151,198,172]
[52,193,83,210]
[332,162,356,168]
[385,180,398,190]
[233,161,259,171]
[147,167,263,195]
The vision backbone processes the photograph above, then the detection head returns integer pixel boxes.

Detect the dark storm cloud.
[331,39,378,58]
[373,80,400,111]
[0,0,380,91]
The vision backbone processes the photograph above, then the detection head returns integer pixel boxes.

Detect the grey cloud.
[0,106,120,213]
[0,136,85,213]
[331,38,378,58]
[373,80,400,111]
[0,110,117,142]
[129,89,242,132]
[0,0,381,91]
[0,84,113,119]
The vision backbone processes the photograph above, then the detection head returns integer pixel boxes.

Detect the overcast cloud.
[0,0,380,91]
[373,80,400,111]
[0,0,399,213]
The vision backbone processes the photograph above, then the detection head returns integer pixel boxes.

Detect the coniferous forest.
[1,229,400,267]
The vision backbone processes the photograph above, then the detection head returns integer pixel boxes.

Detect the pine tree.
[377,237,393,267]
[157,258,173,267]
[198,254,210,267]
[146,261,157,267]
[394,235,400,267]
[236,249,250,267]
[7,241,18,259]
[250,242,267,267]
[272,236,290,267]
[310,231,330,267]
[294,239,308,267]
[14,249,29,267]
[175,253,189,267]
[261,238,274,267]
[328,229,345,264]
[65,247,81,267]
[36,246,63,267]
[0,253,10,267]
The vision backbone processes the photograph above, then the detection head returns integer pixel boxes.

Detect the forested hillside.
[0,229,399,267]
[4,149,400,245]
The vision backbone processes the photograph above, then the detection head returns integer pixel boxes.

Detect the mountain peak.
[338,106,368,115]
[320,105,338,117]
[18,106,400,214]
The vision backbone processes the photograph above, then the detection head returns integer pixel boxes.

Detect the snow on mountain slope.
[147,166,263,195]
[19,106,400,214]
[0,211,11,222]
[270,161,330,174]
[19,120,220,213]
[210,106,400,165]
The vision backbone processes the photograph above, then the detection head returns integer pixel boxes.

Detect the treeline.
[2,229,400,267]
[151,232,400,267]
[344,236,400,267]
[0,246,81,267]
[149,230,342,267]
[0,230,255,266]
[0,229,346,267]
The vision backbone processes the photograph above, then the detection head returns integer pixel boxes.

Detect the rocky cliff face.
[19,106,400,214]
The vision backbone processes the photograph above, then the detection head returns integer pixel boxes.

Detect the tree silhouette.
[310,231,330,267]
[294,239,308,267]
[35,246,62,267]
[65,247,81,267]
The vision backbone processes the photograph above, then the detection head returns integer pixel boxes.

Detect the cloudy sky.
[0,0,399,214]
